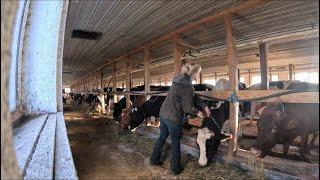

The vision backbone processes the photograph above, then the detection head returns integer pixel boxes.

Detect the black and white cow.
[71,93,85,104]
[104,87,124,107]
[129,86,170,130]
[197,116,232,166]
[196,78,244,166]
[113,85,145,119]
[129,84,212,130]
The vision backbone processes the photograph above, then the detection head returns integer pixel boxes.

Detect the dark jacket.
[160,74,202,126]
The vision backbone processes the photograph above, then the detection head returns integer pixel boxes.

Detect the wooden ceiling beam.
[121,0,265,55]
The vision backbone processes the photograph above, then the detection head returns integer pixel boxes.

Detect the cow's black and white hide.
[129,84,213,130]
[80,94,104,114]
[130,86,170,130]
[197,97,230,166]
[197,115,232,166]
[72,93,85,104]
[196,78,246,166]
[113,86,145,119]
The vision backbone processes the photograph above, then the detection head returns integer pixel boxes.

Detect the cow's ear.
[285,120,297,130]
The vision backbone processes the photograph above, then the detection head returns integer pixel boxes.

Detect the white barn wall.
[9,1,26,112]
[20,1,64,115]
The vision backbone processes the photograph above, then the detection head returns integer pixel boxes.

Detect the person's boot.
[149,159,163,166]
[171,167,183,175]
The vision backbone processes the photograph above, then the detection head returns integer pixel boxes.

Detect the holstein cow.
[113,85,145,120]
[72,93,85,104]
[119,85,171,130]
[251,82,319,160]
[196,78,245,166]
[81,93,104,114]
[129,86,170,130]
[129,84,212,130]
[104,87,124,106]
[120,95,146,130]
[197,116,232,166]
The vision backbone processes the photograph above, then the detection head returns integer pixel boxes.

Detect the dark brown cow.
[251,82,319,160]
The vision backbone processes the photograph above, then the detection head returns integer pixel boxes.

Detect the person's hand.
[197,111,204,118]
[204,106,210,117]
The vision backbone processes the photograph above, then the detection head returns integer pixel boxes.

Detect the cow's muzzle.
[250,147,263,157]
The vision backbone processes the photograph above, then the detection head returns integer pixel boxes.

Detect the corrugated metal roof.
[63,0,319,85]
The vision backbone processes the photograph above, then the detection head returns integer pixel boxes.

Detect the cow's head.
[197,127,214,166]
[120,107,132,130]
[128,95,146,130]
[251,104,287,157]
[130,106,145,129]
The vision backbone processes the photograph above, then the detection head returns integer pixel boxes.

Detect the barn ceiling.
[63,0,319,86]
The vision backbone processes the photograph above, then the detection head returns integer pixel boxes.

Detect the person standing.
[150,63,210,175]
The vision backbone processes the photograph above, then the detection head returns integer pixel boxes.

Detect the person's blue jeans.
[150,117,182,172]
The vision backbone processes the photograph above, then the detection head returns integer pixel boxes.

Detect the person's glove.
[196,111,204,118]
[203,106,211,117]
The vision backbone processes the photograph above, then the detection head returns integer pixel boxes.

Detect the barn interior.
[2,0,319,180]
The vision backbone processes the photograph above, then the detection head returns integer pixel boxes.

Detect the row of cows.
[68,80,319,166]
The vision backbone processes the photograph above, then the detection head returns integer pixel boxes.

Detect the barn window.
[203,79,216,86]
[252,75,261,84]
[309,72,319,84]
[271,74,279,81]
[295,72,309,82]
[239,77,245,83]
[295,72,319,83]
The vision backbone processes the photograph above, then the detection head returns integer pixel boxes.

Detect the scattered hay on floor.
[109,121,252,179]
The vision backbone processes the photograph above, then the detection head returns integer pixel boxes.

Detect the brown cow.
[251,82,319,160]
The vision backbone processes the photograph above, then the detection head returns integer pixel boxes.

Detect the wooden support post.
[144,45,150,129]
[173,34,182,76]
[214,72,217,84]
[238,69,241,82]
[248,69,251,85]
[259,42,268,90]
[250,100,256,125]
[224,13,239,160]
[144,45,150,96]
[269,72,272,82]
[199,73,203,84]
[99,68,105,114]
[112,62,117,102]
[101,67,104,92]
[126,57,131,108]
[293,65,296,80]
[289,64,294,80]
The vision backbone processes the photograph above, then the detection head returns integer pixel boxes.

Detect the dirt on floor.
[64,104,254,180]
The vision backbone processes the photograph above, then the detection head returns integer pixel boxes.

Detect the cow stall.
[120,86,319,179]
